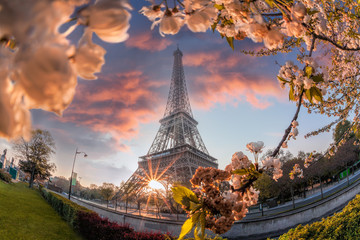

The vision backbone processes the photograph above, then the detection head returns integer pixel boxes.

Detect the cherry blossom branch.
[271,90,304,157]
[261,13,282,17]
[302,23,360,51]
[271,36,316,157]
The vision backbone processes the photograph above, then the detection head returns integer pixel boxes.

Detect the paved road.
[71,196,188,221]
[244,169,360,219]
[68,169,360,221]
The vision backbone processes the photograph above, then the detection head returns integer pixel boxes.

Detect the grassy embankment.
[0,181,82,240]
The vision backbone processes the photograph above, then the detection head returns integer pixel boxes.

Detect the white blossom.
[246,141,264,154]
[73,29,106,80]
[291,120,299,128]
[263,29,285,50]
[226,151,252,170]
[247,23,268,42]
[0,68,31,140]
[291,2,307,20]
[158,12,184,36]
[13,44,77,115]
[293,75,304,87]
[283,21,305,38]
[139,5,163,22]
[186,6,217,32]
[303,77,314,89]
[290,128,299,139]
[79,0,132,43]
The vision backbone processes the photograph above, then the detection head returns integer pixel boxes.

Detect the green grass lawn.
[0,181,83,240]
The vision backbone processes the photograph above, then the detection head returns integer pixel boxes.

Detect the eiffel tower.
[118,47,217,196]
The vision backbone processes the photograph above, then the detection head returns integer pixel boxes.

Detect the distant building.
[0,149,7,169]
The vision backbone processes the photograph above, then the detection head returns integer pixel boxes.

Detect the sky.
[0,1,336,187]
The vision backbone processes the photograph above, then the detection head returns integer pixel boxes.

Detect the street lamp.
[68,147,87,200]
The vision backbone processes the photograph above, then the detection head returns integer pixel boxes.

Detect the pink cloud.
[125,32,172,52]
[183,50,286,110]
[59,71,165,150]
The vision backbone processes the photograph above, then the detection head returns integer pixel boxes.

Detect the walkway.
[70,169,360,222]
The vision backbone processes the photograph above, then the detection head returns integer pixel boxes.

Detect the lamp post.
[68,148,87,200]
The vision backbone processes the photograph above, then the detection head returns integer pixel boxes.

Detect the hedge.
[278,194,360,240]
[41,188,173,240]
[0,169,12,183]
[40,187,91,227]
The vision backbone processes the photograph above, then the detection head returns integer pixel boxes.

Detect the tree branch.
[271,36,316,157]
[271,90,304,157]
[302,23,360,51]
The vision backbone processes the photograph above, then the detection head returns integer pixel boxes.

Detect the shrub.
[76,211,173,240]
[0,169,12,183]
[40,188,92,227]
[279,195,360,240]
[41,188,174,240]
[76,211,133,240]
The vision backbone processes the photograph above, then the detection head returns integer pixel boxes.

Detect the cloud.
[183,50,285,109]
[59,71,165,150]
[125,32,172,52]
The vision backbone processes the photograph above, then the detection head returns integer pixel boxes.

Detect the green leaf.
[232,168,248,175]
[178,217,195,240]
[250,163,256,171]
[172,186,198,208]
[251,170,262,178]
[289,85,295,101]
[194,212,206,240]
[214,3,224,10]
[264,0,275,7]
[305,89,313,104]
[308,10,319,16]
[189,201,201,212]
[277,76,289,83]
[312,74,324,83]
[311,87,323,103]
[211,22,217,33]
[305,66,313,78]
[178,212,201,240]
[226,37,234,50]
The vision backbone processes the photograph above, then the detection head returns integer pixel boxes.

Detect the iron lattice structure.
[116,48,218,199]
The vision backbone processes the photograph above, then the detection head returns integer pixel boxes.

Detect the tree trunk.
[320,177,323,199]
[29,167,35,188]
[290,184,295,209]
[125,198,128,213]
[138,202,141,216]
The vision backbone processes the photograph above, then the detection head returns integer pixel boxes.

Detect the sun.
[148,180,165,191]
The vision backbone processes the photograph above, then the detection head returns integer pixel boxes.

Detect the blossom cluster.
[278,60,327,103]
[261,156,283,181]
[225,153,260,208]
[140,0,217,36]
[140,0,333,51]
[188,149,267,234]
[281,120,299,149]
[190,167,236,234]
[0,0,131,139]
[177,141,284,237]
[289,163,304,180]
